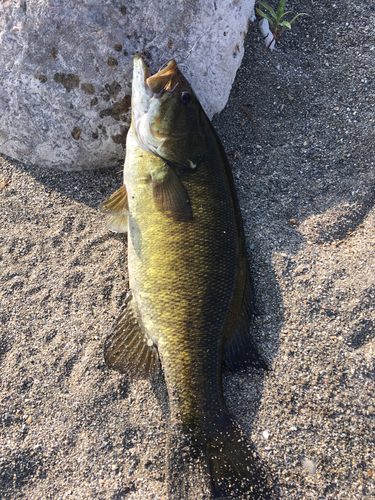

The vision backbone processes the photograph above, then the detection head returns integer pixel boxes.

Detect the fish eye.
[179,91,192,105]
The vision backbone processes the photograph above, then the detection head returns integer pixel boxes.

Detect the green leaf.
[280,20,291,29]
[256,1,277,20]
[256,8,275,30]
[280,10,294,19]
[276,0,286,22]
[256,8,271,22]
[289,12,309,24]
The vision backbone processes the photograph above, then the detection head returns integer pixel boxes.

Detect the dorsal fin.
[104,292,160,378]
[224,266,268,371]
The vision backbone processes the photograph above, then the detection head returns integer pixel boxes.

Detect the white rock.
[259,18,275,50]
[0,0,255,170]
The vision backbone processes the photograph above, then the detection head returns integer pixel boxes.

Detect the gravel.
[1,0,374,498]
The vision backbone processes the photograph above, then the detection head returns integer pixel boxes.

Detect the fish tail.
[165,422,201,499]
[205,412,274,499]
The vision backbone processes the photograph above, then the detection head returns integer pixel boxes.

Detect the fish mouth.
[131,56,180,123]
[146,60,180,96]
[131,57,184,149]
[132,56,180,98]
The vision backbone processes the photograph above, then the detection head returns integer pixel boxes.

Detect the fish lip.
[132,55,152,99]
[131,56,153,131]
[133,55,152,91]
[145,59,179,96]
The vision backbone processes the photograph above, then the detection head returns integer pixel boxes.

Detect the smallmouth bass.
[100,56,272,498]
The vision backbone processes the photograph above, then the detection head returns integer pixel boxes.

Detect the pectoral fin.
[104,292,160,378]
[99,185,130,233]
[152,166,192,221]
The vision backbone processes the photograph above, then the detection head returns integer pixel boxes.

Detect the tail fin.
[165,422,207,499]
[205,413,274,499]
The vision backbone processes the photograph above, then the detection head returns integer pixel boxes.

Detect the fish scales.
[100,57,273,499]
[126,129,238,429]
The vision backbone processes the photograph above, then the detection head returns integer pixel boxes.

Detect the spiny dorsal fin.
[224,265,268,371]
[99,184,130,216]
[104,292,160,378]
[152,166,192,221]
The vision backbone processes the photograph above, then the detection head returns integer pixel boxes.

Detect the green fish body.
[100,57,270,498]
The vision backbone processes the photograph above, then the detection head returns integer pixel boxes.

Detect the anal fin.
[104,292,160,378]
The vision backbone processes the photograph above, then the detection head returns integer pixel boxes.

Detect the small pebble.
[300,456,317,475]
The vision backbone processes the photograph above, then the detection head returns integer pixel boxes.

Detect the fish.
[100,56,272,498]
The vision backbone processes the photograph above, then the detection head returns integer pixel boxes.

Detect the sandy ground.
[1,0,374,498]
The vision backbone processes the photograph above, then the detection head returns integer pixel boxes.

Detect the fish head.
[131,56,207,170]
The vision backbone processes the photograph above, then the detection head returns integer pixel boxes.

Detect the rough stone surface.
[0,0,255,170]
